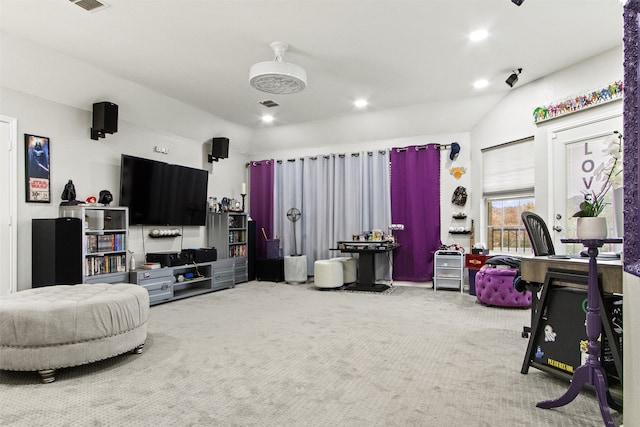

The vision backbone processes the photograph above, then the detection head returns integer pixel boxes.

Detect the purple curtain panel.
[249,160,275,259]
[390,145,442,281]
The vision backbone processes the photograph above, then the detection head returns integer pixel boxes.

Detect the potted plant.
[572,131,623,239]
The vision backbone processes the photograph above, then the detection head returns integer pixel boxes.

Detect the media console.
[129,259,236,305]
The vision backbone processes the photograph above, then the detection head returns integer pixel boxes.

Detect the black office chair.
[520,211,555,337]
[521,211,556,256]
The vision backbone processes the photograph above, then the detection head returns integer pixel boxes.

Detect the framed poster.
[24,134,50,203]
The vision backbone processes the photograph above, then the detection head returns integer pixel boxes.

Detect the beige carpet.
[0,282,624,426]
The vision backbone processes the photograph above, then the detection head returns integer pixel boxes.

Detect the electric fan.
[287,207,302,256]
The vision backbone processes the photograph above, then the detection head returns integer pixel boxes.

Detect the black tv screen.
[119,155,208,226]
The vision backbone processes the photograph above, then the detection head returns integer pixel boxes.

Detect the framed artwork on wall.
[24,134,50,203]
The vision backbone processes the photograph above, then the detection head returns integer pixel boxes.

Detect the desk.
[520,247,623,424]
[533,239,622,426]
[520,255,622,294]
[335,241,399,292]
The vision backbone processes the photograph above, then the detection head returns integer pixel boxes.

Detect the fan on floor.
[287,207,302,256]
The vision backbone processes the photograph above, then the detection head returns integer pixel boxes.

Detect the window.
[487,197,535,253]
[482,137,535,253]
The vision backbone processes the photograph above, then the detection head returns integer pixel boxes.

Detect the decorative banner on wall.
[24,134,50,203]
[533,80,624,124]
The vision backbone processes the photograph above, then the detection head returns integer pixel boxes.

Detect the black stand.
[334,242,398,293]
[241,194,246,212]
[532,239,622,426]
[344,251,390,292]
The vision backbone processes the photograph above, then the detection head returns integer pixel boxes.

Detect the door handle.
[552,225,562,232]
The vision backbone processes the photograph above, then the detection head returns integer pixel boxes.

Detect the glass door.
[551,114,623,254]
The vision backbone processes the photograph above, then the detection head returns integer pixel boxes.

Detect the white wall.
[249,94,502,156]
[0,34,253,291]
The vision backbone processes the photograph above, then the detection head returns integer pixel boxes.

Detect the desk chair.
[520,211,555,337]
[521,211,556,256]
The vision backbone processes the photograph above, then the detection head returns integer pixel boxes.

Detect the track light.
[505,68,523,87]
[511,0,524,5]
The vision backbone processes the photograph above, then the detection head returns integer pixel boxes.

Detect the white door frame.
[1,115,18,295]
[548,111,623,253]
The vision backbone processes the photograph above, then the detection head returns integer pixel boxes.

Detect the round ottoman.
[313,260,344,289]
[284,255,308,284]
[330,257,358,284]
[0,283,149,383]
[475,266,531,308]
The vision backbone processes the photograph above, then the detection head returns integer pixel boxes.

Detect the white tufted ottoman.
[0,283,149,383]
[330,257,358,284]
[313,260,344,289]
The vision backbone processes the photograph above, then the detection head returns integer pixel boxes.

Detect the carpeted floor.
[0,281,624,426]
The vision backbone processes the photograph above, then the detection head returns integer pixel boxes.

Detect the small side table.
[536,238,622,427]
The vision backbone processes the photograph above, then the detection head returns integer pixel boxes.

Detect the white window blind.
[482,137,535,197]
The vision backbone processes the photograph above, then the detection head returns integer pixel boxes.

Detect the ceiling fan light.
[249,61,307,94]
[249,41,307,95]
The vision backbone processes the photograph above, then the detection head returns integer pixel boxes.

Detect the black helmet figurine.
[60,179,81,206]
[98,190,113,206]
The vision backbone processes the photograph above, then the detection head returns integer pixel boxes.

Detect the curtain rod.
[481,136,534,153]
[249,149,389,165]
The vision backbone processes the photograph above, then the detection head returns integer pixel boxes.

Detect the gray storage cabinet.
[130,268,173,305]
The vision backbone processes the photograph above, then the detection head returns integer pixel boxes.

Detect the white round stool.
[284,255,308,284]
[330,257,358,284]
[313,260,344,289]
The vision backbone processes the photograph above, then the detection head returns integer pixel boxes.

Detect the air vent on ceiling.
[259,100,280,108]
[69,0,110,12]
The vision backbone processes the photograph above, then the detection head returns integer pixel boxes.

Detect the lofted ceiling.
[0,0,625,129]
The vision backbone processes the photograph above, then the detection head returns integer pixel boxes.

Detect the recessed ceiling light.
[261,114,274,123]
[354,99,368,108]
[473,79,489,89]
[469,29,488,42]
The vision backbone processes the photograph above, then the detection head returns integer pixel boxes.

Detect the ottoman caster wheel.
[38,369,56,384]
[132,343,144,354]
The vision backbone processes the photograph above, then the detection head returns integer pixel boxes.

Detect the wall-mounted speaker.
[91,101,118,140]
[208,137,229,162]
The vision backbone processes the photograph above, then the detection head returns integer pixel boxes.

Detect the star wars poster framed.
[24,134,50,203]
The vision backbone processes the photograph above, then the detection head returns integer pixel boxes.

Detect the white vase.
[576,217,608,239]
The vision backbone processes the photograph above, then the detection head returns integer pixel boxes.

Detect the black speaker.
[209,137,229,162]
[91,101,118,140]
[32,218,83,287]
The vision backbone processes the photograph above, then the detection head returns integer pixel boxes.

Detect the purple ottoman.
[475,265,531,308]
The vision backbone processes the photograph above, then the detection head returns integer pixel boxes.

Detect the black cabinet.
[256,257,285,282]
[32,218,83,287]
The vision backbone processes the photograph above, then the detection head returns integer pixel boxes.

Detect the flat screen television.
[119,154,208,226]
